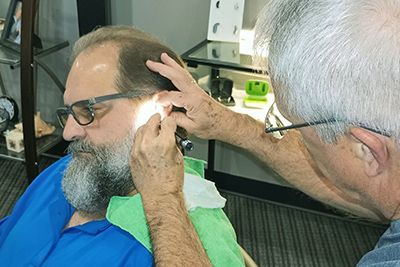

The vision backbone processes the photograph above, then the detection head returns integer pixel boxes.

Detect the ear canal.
[362,144,375,163]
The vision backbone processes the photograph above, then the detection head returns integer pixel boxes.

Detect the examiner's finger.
[160,52,183,69]
[159,116,177,144]
[132,114,161,155]
[155,91,189,110]
[146,58,195,91]
[140,113,162,139]
[169,111,196,132]
[146,60,183,88]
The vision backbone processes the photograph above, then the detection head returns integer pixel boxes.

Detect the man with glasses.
[135,0,400,265]
[0,26,244,266]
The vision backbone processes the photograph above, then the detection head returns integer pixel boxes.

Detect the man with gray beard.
[0,26,244,266]
[62,136,134,216]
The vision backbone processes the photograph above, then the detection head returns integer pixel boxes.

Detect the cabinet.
[0,0,68,182]
[181,40,281,183]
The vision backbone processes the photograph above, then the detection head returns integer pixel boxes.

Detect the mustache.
[67,140,99,154]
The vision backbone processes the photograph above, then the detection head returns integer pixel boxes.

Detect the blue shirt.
[358,220,400,266]
[0,156,153,266]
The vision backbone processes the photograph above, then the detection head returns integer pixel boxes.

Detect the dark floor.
[222,191,385,266]
[0,157,386,266]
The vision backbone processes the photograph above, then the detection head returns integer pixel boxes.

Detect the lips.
[72,150,92,158]
[68,141,97,155]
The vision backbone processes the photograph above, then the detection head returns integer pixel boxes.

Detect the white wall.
[111,0,210,54]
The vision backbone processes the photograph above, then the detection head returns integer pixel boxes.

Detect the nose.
[62,115,86,141]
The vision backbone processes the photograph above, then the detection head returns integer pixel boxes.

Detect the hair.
[16,1,22,10]
[254,0,400,143]
[70,25,187,139]
[71,25,184,97]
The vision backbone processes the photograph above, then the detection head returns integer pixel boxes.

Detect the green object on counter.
[244,80,269,108]
[245,80,269,96]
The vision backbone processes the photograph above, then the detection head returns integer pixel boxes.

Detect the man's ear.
[350,127,389,177]
[154,92,173,118]
[160,103,173,117]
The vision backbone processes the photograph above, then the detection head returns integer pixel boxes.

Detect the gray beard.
[62,136,135,216]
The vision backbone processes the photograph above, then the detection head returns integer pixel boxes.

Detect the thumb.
[169,111,196,132]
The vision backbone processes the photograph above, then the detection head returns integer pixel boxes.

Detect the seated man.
[0,26,244,266]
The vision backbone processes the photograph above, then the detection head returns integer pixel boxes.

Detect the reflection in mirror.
[0,0,42,51]
[8,0,22,44]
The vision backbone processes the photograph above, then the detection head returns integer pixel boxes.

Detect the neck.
[65,210,105,229]
[65,190,138,229]
[370,146,400,221]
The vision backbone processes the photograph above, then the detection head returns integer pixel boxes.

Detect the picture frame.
[0,0,42,52]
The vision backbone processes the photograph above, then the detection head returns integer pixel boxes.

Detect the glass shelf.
[181,40,266,73]
[0,39,69,68]
[0,127,62,162]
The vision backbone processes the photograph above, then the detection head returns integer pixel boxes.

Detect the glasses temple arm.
[265,119,337,133]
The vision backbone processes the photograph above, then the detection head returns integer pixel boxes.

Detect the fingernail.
[146,60,154,65]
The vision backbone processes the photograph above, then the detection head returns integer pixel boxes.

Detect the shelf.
[181,40,267,73]
[0,128,62,162]
[0,46,19,65]
[0,39,69,68]
[197,74,272,121]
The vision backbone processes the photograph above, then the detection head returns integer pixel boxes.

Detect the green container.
[245,80,269,96]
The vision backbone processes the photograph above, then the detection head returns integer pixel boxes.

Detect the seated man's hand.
[130,113,184,199]
[146,53,232,140]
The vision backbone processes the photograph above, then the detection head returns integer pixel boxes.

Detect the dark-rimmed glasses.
[265,102,390,138]
[56,93,130,128]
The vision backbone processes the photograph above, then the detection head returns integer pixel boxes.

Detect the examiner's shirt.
[0,156,153,266]
[357,220,400,266]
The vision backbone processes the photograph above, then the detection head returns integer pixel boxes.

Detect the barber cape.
[106,157,245,267]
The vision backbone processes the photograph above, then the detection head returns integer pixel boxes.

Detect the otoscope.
[175,132,194,151]
[139,98,194,151]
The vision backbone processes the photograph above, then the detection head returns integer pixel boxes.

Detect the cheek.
[90,109,135,143]
[301,132,359,190]
[301,131,343,178]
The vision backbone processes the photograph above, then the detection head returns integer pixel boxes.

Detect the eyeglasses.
[56,93,130,128]
[265,102,390,138]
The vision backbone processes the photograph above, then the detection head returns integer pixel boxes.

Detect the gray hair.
[254,0,400,143]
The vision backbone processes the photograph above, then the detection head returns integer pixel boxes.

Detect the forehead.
[64,44,120,104]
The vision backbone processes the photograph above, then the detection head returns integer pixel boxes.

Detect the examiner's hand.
[146,53,232,140]
[130,113,184,199]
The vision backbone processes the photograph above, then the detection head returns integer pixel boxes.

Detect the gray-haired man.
[134,0,400,265]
